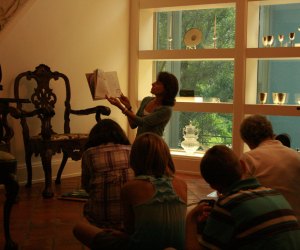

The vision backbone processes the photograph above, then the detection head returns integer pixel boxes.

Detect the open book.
[86,69,121,100]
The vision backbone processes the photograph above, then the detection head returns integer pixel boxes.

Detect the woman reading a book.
[106,71,179,137]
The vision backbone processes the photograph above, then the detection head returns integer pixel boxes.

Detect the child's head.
[85,119,130,150]
[130,132,174,177]
[200,145,243,192]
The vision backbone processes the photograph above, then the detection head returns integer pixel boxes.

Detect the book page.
[86,69,121,100]
[94,69,109,99]
[103,71,121,98]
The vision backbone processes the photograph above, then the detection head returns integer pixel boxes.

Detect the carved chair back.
[14,64,72,140]
[13,64,111,197]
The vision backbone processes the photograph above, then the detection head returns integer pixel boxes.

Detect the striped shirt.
[81,143,134,229]
[199,178,300,249]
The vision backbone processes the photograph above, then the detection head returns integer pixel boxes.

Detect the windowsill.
[171,149,204,158]
[171,150,203,174]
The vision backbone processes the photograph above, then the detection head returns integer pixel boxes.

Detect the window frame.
[129,0,300,172]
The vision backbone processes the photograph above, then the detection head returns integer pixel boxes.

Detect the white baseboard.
[13,155,200,186]
[16,158,82,185]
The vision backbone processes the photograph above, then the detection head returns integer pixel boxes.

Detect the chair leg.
[4,174,19,250]
[55,152,68,185]
[41,149,54,198]
[24,150,33,188]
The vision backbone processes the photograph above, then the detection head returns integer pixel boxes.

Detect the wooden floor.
[0,174,213,250]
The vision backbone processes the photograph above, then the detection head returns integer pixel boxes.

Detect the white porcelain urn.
[181,121,200,155]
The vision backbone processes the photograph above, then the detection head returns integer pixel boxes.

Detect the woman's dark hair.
[157,71,179,106]
[130,132,174,178]
[275,133,291,147]
[84,119,130,150]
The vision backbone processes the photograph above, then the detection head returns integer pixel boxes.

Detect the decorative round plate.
[183,28,202,47]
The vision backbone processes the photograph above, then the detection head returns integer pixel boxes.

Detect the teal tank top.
[128,175,186,250]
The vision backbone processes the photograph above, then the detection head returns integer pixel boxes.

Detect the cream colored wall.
[0,0,130,184]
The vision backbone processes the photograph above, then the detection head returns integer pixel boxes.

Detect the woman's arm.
[124,105,172,127]
[106,95,138,129]
[119,94,138,128]
[123,109,138,129]
[73,221,103,248]
[172,177,187,203]
[185,204,209,250]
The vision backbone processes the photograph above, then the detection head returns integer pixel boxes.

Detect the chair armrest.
[70,105,111,122]
[10,107,55,119]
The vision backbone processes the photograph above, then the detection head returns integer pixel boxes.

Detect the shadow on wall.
[0,0,28,31]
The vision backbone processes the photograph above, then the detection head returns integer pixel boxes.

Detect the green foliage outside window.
[156,8,235,150]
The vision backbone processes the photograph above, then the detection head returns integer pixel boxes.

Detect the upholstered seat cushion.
[28,134,89,161]
[30,133,89,141]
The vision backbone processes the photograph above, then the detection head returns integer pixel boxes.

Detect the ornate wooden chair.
[14,64,111,198]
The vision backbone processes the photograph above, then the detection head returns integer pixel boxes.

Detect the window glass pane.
[257,60,300,105]
[255,5,300,152]
[257,4,300,103]
[156,61,234,102]
[164,111,233,151]
[154,59,234,151]
[156,8,235,50]
[266,116,300,150]
[259,3,300,48]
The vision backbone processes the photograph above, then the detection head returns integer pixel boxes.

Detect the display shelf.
[248,0,300,4]
[171,152,203,174]
[244,104,300,116]
[138,98,234,113]
[139,49,235,60]
[175,101,233,113]
[140,0,235,10]
[246,47,300,58]
[171,149,204,158]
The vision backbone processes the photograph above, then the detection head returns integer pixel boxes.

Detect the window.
[130,0,300,170]
[256,3,300,150]
[155,8,235,151]
[156,8,235,50]
[160,3,300,152]
[166,111,233,150]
